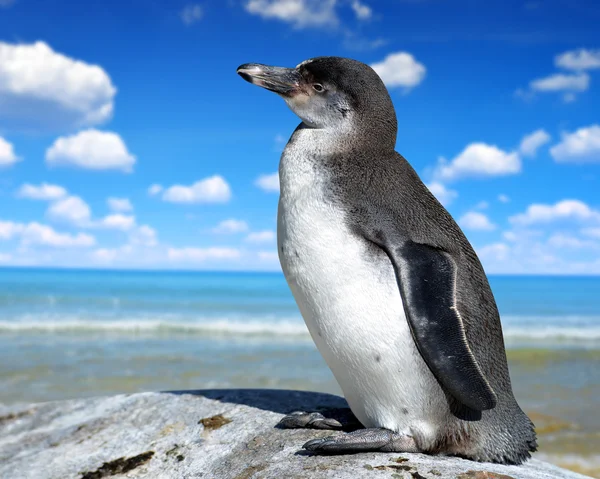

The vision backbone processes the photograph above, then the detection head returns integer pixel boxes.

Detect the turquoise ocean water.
[0,269,598,475]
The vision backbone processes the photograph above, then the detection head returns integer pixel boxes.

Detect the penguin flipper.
[383,240,497,411]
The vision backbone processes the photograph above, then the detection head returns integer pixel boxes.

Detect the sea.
[0,269,598,477]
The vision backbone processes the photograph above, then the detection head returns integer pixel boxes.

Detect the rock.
[0,389,592,479]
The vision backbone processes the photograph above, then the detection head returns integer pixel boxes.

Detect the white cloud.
[498,194,510,203]
[549,124,600,163]
[0,41,116,129]
[212,219,249,234]
[510,199,600,225]
[476,235,600,275]
[2,221,95,248]
[0,253,11,263]
[17,183,67,201]
[351,0,372,20]
[459,212,496,231]
[477,242,511,263]
[246,230,276,243]
[167,247,241,262]
[0,220,22,240]
[425,182,458,206]
[107,197,133,213]
[0,137,19,167]
[244,0,338,28]
[555,49,600,71]
[255,172,280,193]
[162,175,231,203]
[129,225,158,246]
[582,228,600,239]
[97,214,136,231]
[180,4,203,25]
[434,143,521,182]
[257,251,279,262]
[148,184,163,196]
[530,72,589,93]
[519,129,551,157]
[46,196,92,226]
[475,201,489,210]
[371,52,426,89]
[46,129,136,172]
[92,248,119,262]
[547,233,597,249]
[21,223,95,248]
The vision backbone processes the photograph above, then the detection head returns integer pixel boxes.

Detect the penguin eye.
[312,83,325,93]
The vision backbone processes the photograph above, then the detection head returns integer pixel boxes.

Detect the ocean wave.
[503,326,600,341]
[0,316,599,345]
[0,318,311,338]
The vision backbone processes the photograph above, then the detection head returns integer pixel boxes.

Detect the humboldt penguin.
[237,57,536,464]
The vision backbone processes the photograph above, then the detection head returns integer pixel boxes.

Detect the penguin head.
[237,57,397,145]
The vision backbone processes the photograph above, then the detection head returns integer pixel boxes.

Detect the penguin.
[237,57,537,465]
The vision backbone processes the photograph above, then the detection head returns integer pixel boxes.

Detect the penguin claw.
[302,428,418,454]
[277,411,343,430]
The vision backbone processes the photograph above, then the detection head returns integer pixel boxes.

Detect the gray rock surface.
[0,389,591,479]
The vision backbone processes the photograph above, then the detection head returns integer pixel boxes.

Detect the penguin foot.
[303,428,419,454]
[277,411,343,430]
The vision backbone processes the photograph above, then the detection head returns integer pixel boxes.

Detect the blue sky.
[0,0,599,273]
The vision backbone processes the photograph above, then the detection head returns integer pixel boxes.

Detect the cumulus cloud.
[459,212,496,231]
[0,137,19,167]
[519,129,551,157]
[17,183,67,201]
[257,251,279,262]
[582,228,600,239]
[46,129,136,172]
[351,0,372,20]
[0,220,22,240]
[425,182,458,206]
[129,225,158,246]
[547,233,598,249]
[0,220,95,248]
[148,184,163,196]
[0,41,116,130]
[244,0,338,28]
[180,4,203,25]
[555,49,600,71]
[371,52,426,89]
[92,248,119,263]
[20,223,95,248]
[96,214,136,231]
[212,219,249,234]
[476,232,600,275]
[167,247,241,262]
[477,242,511,263]
[46,196,92,226]
[498,194,510,203]
[549,124,600,163]
[107,197,133,213]
[255,172,280,193]
[510,199,600,225]
[162,175,231,203]
[434,143,521,182]
[530,72,590,93]
[245,230,276,243]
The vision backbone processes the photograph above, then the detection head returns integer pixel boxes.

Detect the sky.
[0,0,599,274]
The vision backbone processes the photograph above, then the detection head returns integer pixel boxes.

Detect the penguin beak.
[237,63,301,95]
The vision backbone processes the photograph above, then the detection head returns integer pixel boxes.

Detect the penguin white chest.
[277,134,444,433]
